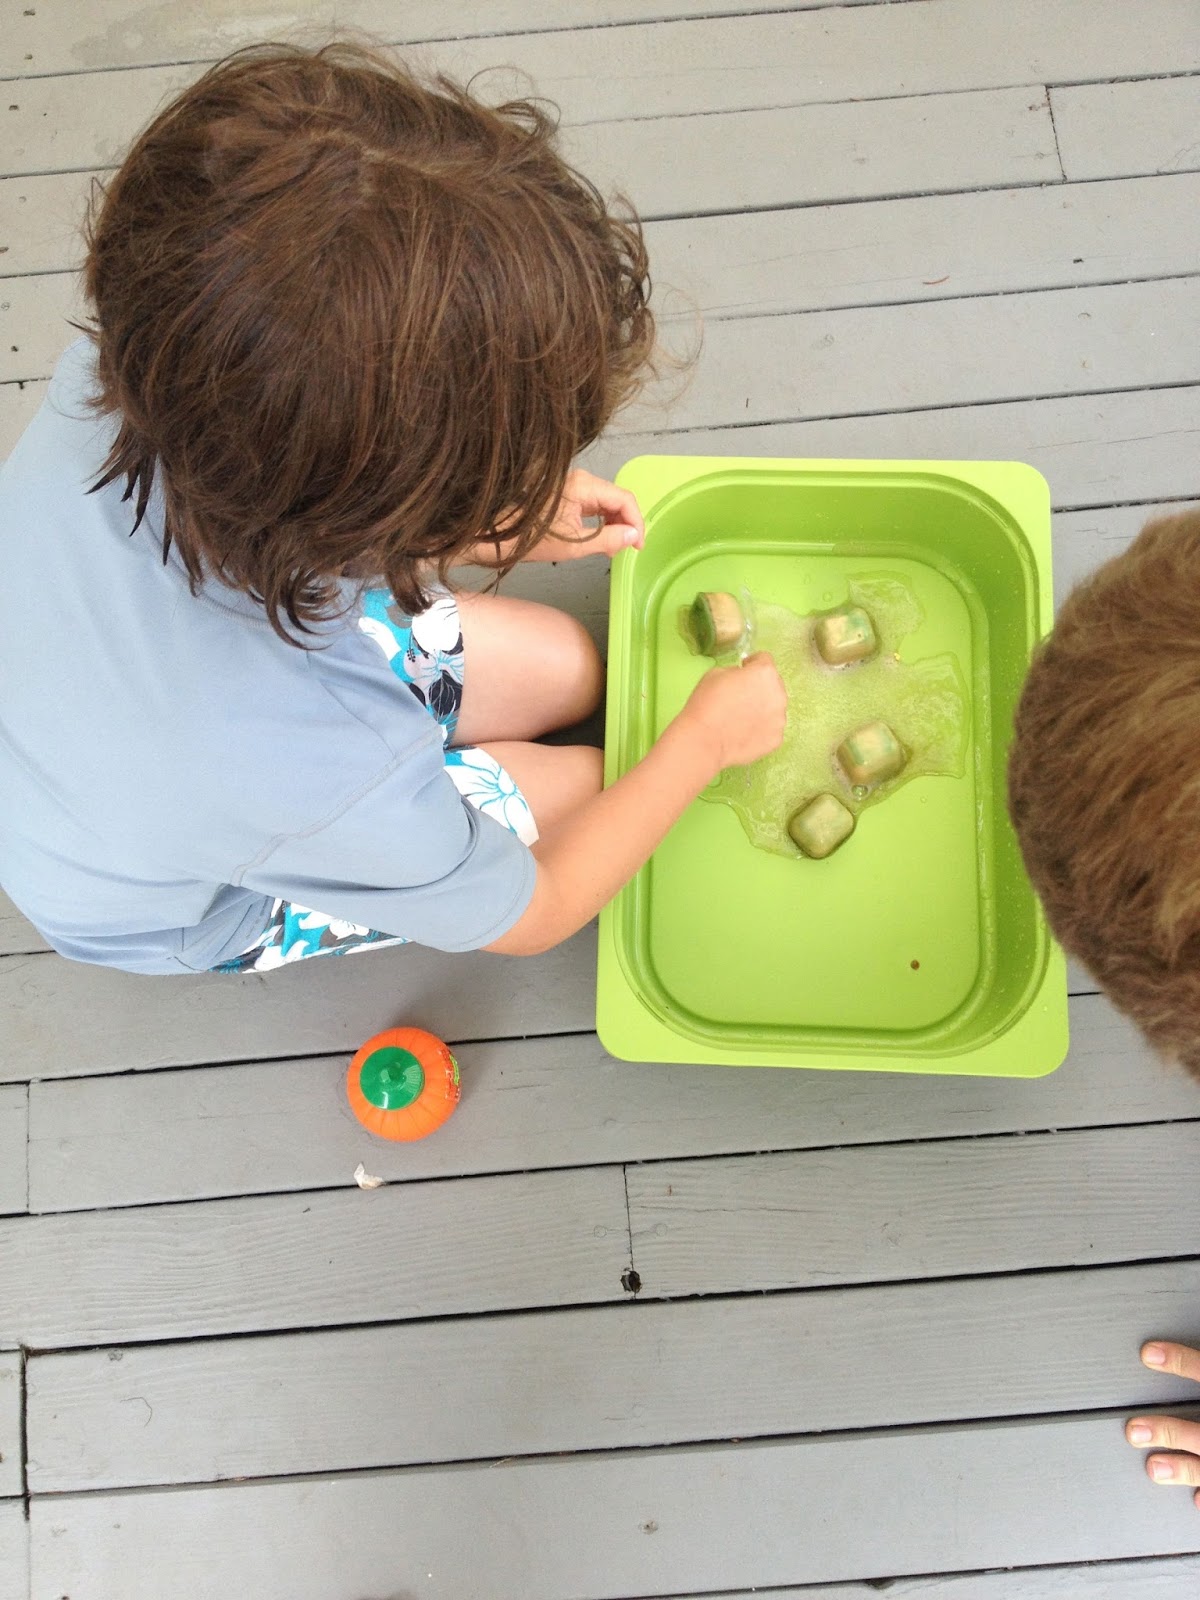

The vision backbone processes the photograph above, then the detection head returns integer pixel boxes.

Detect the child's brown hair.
[1008,507,1200,1073]
[83,41,654,639]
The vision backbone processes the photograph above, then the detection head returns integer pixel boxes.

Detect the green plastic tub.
[597,456,1069,1077]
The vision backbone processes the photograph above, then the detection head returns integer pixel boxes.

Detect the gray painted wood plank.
[0,923,596,1082]
[586,383,1200,512]
[11,172,1200,387]
[562,88,1057,220]
[28,992,1200,1212]
[399,3,1200,129]
[1053,502,1194,609]
[622,278,1200,435]
[0,1503,26,1600]
[0,894,46,958]
[1053,76,1200,182]
[0,170,92,277]
[11,2,1196,118]
[27,1412,1200,1599]
[627,1122,1200,1297]
[0,1088,25,1216]
[648,172,1200,322]
[2,0,891,78]
[0,1164,627,1349]
[0,1354,20,1498]
[674,1556,1200,1598]
[27,1260,1200,1492]
[0,272,80,384]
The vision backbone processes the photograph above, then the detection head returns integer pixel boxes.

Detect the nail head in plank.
[27,993,1200,1212]
[25,1260,1200,1492]
[628,1121,1200,1298]
[0,1164,628,1348]
[27,1412,1200,1599]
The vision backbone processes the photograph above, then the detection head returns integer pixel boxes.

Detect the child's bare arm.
[485,653,787,956]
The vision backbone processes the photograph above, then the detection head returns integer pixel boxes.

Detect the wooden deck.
[3,3,1200,1596]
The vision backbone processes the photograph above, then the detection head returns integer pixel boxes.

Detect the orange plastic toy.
[347,1026,461,1141]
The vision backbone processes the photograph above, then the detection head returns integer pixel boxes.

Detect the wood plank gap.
[26,1410,1200,1597]
[688,269,1200,325]
[638,157,1200,227]
[24,1152,630,1221]
[29,1400,1200,1493]
[21,1292,648,1361]
[16,1022,597,1085]
[1049,69,1200,90]
[612,378,1200,440]
[614,1553,1200,1600]
[621,1251,1200,1305]
[1045,84,1066,181]
[24,1245,1192,1360]
[1059,494,1200,513]
[620,1116,1200,1173]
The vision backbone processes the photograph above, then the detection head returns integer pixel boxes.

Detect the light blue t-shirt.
[0,341,536,973]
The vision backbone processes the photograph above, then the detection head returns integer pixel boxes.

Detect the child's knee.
[551,613,605,726]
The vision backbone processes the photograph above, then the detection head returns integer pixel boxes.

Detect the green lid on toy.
[358,1045,425,1110]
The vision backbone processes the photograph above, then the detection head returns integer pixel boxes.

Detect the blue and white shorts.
[215,589,537,974]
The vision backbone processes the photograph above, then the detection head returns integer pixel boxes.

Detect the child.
[1008,506,1200,1070]
[0,42,786,975]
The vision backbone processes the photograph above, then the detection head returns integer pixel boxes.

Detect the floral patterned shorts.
[215,589,538,973]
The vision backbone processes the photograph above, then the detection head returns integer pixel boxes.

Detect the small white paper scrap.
[353,1162,385,1189]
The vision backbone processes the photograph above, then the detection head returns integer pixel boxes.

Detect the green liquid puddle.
[704,575,970,859]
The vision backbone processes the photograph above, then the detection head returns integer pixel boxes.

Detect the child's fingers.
[1127,1414,1200,1454]
[1144,1453,1200,1489]
[585,477,644,543]
[1142,1342,1200,1381]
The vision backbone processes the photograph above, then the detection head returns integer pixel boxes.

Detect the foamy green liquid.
[704,576,970,858]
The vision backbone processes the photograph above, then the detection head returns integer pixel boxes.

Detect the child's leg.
[476,741,603,838]
[453,590,603,745]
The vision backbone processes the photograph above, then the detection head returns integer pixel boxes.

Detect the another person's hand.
[531,469,645,561]
[676,652,788,773]
[1127,1342,1200,1505]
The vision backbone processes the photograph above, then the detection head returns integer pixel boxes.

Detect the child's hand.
[1127,1342,1200,1505]
[529,469,645,561]
[676,652,788,773]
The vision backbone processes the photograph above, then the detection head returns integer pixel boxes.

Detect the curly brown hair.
[1008,506,1200,1073]
[82,41,654,640]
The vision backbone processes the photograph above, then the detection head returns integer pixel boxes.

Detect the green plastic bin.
[597,456,1069,1077]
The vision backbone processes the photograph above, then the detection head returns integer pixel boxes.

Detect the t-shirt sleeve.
[237,735,537,953]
